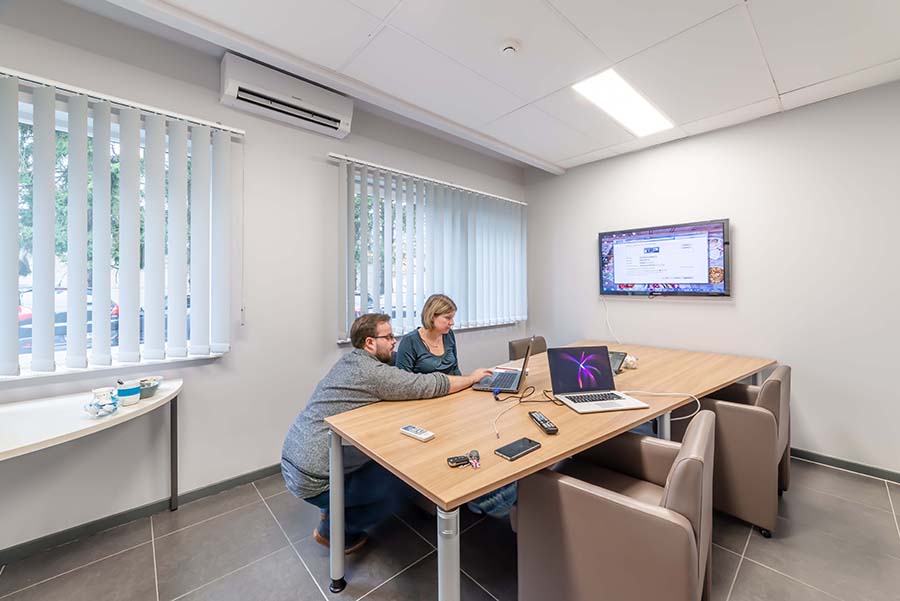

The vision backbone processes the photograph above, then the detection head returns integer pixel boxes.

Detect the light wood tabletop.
[326,342,774,511]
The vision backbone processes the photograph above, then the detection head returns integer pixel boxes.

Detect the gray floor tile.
[393,502,482,548]
[0,518,150,597]
[791,459,892,511]
[889,482,900,516]
[745,516,900,601]
[778,483,900,557]
[713,510,752,554]
[460,516,517,601]
[177,546,323,601]
[295,515,433,601]
[155,502,287,601]
[264,490,323,544]
[711,545,741,601]
[363,553,496,601]
[3,543,155,601]
[254,473,289,499]
[730,559,838,601]
[152,483,261,537]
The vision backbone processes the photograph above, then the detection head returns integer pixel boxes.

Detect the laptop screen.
[547,346,616,394]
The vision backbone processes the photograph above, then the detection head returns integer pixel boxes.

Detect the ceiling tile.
[347,0,401,20]
[343,26,523,127]
[681,97,781,135]
[483,106,601,163]
[534,86,635,148]
[748,0,900,94]
[163,0,382,70]
[779,57,900,111]
[388,0,611,101]
[549,0,739,62]
[616,5,776,125]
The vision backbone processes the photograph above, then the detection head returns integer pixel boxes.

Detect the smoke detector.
[500,39,521,57]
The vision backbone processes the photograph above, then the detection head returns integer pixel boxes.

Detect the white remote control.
[400,425,435,442]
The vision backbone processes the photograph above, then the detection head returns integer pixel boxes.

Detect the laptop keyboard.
[566,392,623,403]
[489,371,517,389]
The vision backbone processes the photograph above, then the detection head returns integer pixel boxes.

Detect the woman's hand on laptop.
[468,368,493,385]
[447,368,493,394]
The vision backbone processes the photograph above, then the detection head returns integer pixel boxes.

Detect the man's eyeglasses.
[371,334,397,341]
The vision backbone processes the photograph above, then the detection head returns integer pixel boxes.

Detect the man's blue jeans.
[300,461,415,540]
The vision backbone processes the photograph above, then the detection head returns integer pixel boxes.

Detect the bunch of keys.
[447,450,480,470]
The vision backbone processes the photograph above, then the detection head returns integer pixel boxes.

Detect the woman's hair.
[421,294,457,329]
[350,313,391,349]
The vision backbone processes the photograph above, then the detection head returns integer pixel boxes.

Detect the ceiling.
[96,0,900,174]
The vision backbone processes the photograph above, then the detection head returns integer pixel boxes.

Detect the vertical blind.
[0,73,240,376]
[339,156,527,336]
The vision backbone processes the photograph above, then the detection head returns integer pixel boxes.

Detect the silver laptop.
[473,339,532,393]
[547,345,648,414]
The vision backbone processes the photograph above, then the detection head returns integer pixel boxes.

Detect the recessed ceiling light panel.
[572,69,673,137]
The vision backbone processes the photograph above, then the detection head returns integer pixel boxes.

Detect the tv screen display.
[599,219,730,296]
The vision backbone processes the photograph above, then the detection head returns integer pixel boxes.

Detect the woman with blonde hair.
[396,294,517,520]
[395,294,461,375]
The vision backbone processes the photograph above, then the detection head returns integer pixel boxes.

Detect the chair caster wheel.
[759,528,772,539]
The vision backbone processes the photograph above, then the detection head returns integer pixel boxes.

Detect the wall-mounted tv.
[599,219,730,296]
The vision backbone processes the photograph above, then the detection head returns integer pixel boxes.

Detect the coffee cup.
[117,380,141,406]
[92,387,116,403]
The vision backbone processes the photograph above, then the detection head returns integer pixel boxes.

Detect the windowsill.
[335,320,522,346]
[0,349,224,390]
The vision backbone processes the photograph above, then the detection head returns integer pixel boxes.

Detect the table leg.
[659,412,672,441]
[169,395,178,511]
[751,372,761,385]
[437,507,460,601]
[328,430,346,593]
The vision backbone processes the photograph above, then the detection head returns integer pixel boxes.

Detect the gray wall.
[0,1,526,549]
[526,81,900,474]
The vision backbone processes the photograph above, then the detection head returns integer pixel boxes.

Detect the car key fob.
[447,455,470,468]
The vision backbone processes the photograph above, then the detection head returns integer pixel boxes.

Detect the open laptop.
[473,339,533,393]
[547,345,649,414]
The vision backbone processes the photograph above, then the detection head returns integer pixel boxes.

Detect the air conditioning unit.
[220,53,353,138]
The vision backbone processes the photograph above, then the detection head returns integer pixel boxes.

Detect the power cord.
[491,386,560,439]
[619,390,702,421]
[493,385,536,403]
[600,295,622,344]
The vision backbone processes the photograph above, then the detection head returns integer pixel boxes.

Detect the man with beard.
[281,313,492,553]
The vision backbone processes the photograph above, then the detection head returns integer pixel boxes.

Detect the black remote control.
[528,411,558,435]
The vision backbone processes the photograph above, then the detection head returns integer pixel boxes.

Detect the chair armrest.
[699,397,777,446]
[519,469,699,601]
[575,431,681,488]
[707,383,760,405]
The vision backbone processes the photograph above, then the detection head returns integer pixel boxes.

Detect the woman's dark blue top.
[394,329,461,376]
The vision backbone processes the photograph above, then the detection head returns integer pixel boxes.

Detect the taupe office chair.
[508,335,547,360]
[517,411,716,601]
[675,366,791,537]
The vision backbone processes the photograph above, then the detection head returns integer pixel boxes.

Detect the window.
[339,157,527,336]
[0,72,241,377]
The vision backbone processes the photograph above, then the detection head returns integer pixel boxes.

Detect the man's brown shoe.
[313,528,369,555]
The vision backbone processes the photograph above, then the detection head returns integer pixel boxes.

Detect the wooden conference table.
[325,343,775,600]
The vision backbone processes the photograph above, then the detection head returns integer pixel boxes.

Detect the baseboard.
[791,448,899,484]
[0,463,281,565]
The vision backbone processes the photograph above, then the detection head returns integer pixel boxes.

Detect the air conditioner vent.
[235,87,341,131]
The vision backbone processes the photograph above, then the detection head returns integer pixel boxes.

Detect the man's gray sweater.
[282,348,450,498]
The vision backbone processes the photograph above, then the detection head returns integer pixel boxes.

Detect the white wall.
[526,81,900,474]
[0,0,526,549]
